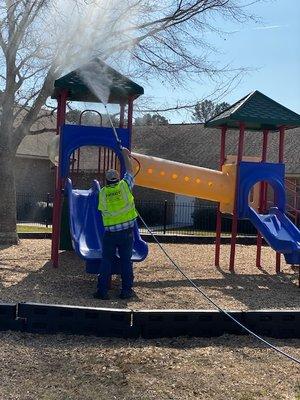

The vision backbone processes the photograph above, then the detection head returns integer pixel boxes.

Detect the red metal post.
[97,148,101,174]
[71,153,75,175]
[278,126,285,164]
[108,149,111,170]
[276,126,285,273]
[103,147,107,172]
[51,90,68,267]
[77,149,81,174]
[293,179,299,226]
[229,122,245,271]
[256,129,269,268]
[215,126,227,267]
[111,150,114,169]
[108,149,112,169]
[127,98,133,130]
[119,103,125,128]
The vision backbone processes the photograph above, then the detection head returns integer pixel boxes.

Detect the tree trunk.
[0,150,18,245]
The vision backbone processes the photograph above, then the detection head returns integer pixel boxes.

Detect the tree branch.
[28,127,56,135]
[13,65,56,148]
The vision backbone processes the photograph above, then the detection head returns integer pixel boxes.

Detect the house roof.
[205,90,300,131]
[52,59,144,104]
[131,124,300,175]
[17,131,56,159]
[16,111,56,158]
[17,123,300,175]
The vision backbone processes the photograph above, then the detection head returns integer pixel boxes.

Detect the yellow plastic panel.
[132,152,236,209]
[225,154,260,165]
[225,155,261,212]
[249,182,260,211]
[219,163,237,214]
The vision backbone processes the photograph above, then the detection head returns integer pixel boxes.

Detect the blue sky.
[143,0,300,123]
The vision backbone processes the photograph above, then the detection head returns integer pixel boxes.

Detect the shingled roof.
[131,124,300,175]
[52,59,144,104]
[205,90,300,131]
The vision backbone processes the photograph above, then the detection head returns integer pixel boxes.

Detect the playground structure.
[50,59,300,274]
[204,92,300,271]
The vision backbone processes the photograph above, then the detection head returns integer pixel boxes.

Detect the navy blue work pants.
[97,228,134,295]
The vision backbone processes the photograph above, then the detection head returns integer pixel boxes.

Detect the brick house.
[131,124,300,224]
[15,123,300,223]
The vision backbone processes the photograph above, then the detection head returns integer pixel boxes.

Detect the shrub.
[136,202,164,226]
[36,201,53,224]
[16,195,53,224]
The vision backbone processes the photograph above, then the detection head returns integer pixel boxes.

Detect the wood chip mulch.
[0,240,299,310]
[0,240,299,399]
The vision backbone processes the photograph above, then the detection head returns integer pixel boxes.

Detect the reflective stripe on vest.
[98,180,138,227]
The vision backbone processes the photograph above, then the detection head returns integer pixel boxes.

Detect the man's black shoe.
[93,292,109,300]
[119,290,134,300]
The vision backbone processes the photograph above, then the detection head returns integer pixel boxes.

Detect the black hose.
[130,155,141,178]
[104,107,300,365]
[138,212,300,365]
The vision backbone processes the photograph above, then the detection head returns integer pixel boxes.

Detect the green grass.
[163,227,232,236]
[17,225,52,233]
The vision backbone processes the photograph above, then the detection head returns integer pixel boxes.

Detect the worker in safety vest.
[95,147,138,300]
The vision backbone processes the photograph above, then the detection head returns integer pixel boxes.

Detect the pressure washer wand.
[104,105,122,150]
[104,104,141,177]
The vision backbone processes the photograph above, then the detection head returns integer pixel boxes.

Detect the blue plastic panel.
[237,161,285,219]
[59,124,131,178]
[248,207,300,263]
[65,178,148,266]
[237,161,300,264]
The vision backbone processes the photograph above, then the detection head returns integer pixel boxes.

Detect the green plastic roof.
[52,59,144,104]
[205,90,300,131]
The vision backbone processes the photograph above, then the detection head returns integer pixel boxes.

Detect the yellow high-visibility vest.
[98,180,138,227]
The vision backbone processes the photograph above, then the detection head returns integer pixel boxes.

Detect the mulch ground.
[0,240,299,400]
[0,240,298,309]
[0,332,299,400]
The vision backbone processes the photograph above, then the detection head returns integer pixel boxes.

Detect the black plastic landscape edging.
[18,232,259,245]
[0,303,24,331]
[133,309,244,338]
[18,303,136,338]
[18,232,51,239]
[133,309,300,339]
[0,303,299,339]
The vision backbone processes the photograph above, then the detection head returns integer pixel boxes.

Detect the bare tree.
[0,0,260,244]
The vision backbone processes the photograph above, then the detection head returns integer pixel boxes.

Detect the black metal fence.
[135,200,257,236]
[16,193,258,236]
[17,193,53,228]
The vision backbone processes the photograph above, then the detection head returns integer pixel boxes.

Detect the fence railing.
[16,194,260,236]
[135,200,259,236]
[17,193,53,228]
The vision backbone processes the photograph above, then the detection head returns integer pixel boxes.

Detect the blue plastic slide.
[248,207,300,265]
[65,178,148,273]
